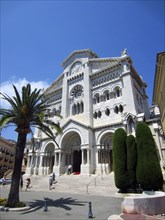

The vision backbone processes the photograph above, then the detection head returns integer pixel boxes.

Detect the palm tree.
[0,84,62,207]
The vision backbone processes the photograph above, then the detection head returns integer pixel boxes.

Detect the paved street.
[0,187,123,220]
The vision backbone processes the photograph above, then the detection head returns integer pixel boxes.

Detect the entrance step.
[27,172,118,197]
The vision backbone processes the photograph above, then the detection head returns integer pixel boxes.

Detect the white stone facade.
[25,49,165,176]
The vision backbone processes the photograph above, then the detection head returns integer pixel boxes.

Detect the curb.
[0,205,31,212]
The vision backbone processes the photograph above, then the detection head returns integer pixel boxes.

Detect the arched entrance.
[61,131,82,174]
[99,133,113,173]
[73,150,81,173]
[43,143,55,174]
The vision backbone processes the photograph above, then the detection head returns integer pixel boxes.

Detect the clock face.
[71,61,82,74]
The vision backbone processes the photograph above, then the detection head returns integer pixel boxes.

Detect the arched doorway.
[44,143,55,174]
[99,133,113,173]
[61,131,82,174]
[73,150,81,173]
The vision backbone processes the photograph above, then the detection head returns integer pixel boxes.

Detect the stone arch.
[60,130,82,173]
[97,130,114,173]
[42,142,56,174]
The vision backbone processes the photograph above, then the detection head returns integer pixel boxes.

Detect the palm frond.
[35,122,60,148]
[0,92,18,110]
[0,115,15,128]
[44,119,62,134]
[12,84,22,106]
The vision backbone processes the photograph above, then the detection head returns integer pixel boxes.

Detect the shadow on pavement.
[20,197,87,214]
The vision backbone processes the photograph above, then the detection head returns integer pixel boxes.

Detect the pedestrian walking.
[49,175,53,190]
[68,164,72,175]
[2,177,6,187]
[26,178,31,191]
[52,172,56,183]
[20,177,23,191]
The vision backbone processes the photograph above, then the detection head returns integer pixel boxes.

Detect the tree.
[0,84,62,207]
[136,122,163,190]
[112,128,129,192]
[126,135,137,189]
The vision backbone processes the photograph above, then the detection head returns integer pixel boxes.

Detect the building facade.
[153,52,165,135]
[0,137,16,178]
[25,49,165,176]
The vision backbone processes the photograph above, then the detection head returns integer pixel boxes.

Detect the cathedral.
[25,49,165,176]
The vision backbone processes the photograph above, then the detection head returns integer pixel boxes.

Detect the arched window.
[80,101,84,113]
[114,86,122,97]
[94,93,100,104]
[119,105,123,112]
[98,110,102,118]
[128,117,135,133]
[104,90,110,101]
[105,108,110,116]
[72,104,76,115]
[77,103,80,114]
[114,106,119,114]
[94,112,97,119]
[72,102,84,115]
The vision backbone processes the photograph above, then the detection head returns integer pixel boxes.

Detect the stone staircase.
[27,172,118,197]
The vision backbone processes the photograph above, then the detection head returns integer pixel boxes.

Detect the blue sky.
[0,0,165,140]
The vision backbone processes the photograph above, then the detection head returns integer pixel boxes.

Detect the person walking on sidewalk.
[20,177,23,191]
[25,178,31,191]
[52,172,56,183]
[49,175,53,190]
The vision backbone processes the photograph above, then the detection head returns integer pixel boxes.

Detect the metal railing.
[86,174,101,194]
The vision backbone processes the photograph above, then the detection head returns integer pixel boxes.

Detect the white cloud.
[0,78,49,109]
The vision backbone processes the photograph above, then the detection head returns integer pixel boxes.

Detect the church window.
[114,106,119,114]
[94,111,97,119]
[114,86,122,97]
[104,90,110,101]
[77,103,80,113]
[72,102,84,115]
[128,117,135,133]
[98,110,102,118]
[105,108,110,116]
[71,85,83,98]
[119,105,123,112]
[94,94,100,104]
[80,101,84,113]
[72,104,76,115]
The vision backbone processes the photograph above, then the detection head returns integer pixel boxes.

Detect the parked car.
[0,178,12,185]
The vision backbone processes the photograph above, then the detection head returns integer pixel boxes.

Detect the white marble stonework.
[25,49,165,176]
[122,191,165,215]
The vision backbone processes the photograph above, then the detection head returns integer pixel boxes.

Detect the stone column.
[54,152,57,166]
[38,154,44,175]
[81,149,84,165]
[87,149,90,164]
[95,147,99,165]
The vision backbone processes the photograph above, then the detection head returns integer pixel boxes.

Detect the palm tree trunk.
[6,133,27,207]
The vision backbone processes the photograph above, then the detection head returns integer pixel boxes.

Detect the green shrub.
[4,201,26,208]
[136,122,163,190]
[0,198,7,206]
[126,135,137,188]
[113,128,129,191]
